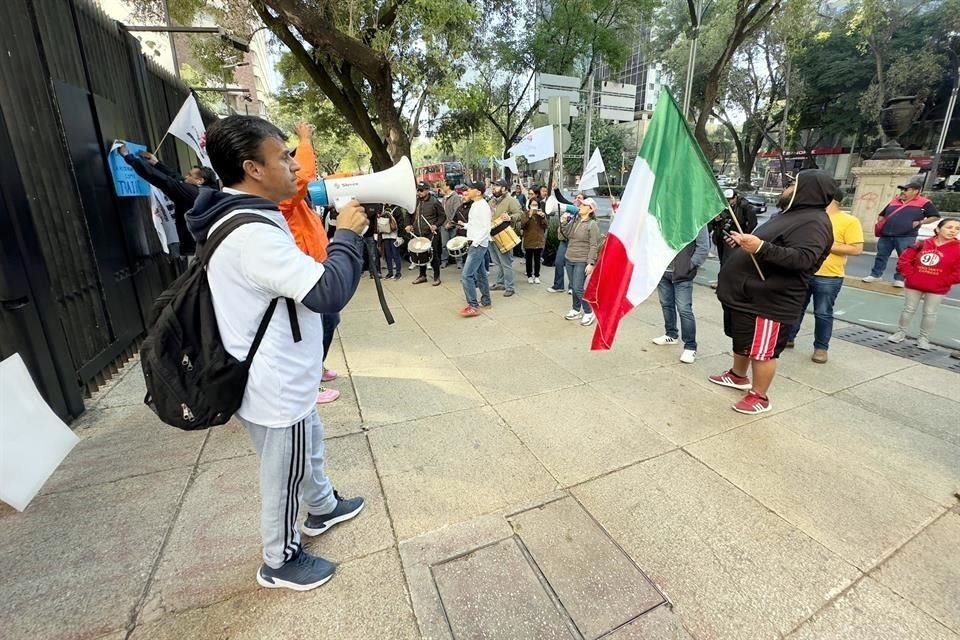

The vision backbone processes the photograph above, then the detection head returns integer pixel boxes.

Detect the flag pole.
[154,132,171,153]
[724,202,765,281]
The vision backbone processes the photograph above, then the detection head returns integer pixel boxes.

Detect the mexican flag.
[584,90,725,350]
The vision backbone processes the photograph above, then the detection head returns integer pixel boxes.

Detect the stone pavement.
[2,262,958,640]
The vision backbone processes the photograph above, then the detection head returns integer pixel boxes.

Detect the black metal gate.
[0,0,211,420]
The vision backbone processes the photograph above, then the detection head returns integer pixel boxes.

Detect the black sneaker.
[303,491,365,536]
[256,549,335,591]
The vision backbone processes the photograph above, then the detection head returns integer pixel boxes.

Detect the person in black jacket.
[709,188,758,267]
[405,182,446,285]
[118,144,218,255]
[708,169,837,415]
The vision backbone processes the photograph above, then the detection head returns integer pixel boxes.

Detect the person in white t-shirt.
[458,181,493,317]
[186,115,368,592]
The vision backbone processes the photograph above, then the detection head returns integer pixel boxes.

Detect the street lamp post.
[926,43,959,191]
[682,0,703,120]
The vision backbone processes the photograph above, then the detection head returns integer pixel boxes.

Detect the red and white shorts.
[723,308,788,361]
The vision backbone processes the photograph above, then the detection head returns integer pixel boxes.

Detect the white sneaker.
[567,288,572,294]
[564,309,583,320]
[652,335,679,346]
[527,277,535,284]
[546,287,563,293]
[680,349,696,364]
[887,330,906,343]
[408,263,415,271]
[917,337,933,350]
[581,313,596,326]
[534,277,541,284]
[893,280,905,288]
[862,275,880,283]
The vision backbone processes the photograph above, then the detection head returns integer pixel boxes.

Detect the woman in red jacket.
[889,218,960,350]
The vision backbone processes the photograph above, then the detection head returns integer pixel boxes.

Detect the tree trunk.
[872,41,888,143]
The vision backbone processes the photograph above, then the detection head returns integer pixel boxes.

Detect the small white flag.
[150,186,179,253]
[168,94,213,169]
[494,156,519,174]
[578,148,606,191]
[508,125,554,163]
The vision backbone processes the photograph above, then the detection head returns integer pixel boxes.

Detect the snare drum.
[408,237,433,266]
[446,236,469,259]
[491,220,521,254]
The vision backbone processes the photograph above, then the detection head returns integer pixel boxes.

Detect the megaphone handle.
[366,239,395,325]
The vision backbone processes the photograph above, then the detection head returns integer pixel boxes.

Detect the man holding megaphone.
[186,115,370,592]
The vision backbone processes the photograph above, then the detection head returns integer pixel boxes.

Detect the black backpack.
[141,213,301,430]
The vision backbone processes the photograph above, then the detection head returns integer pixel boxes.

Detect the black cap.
[493,178,509,188]
[897,176,925,191]
[466,180,485,192]
[416,181,430,191]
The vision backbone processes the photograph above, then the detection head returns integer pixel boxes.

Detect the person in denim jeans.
[548,192,582,293]
[864,176,939,286]
[651,227,710,363]
[561,197,600,326]
[459,181,493,317]
[788,190,864,363]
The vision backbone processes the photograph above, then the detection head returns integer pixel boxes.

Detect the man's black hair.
[205,115,287,187]
[446,178,457,189]
[194,166,219,188]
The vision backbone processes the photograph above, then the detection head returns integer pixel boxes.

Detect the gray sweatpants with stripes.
[240,408,338,569]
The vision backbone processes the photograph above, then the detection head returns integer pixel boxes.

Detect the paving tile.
[316,376,364,438]
[688,421,944,569]
[774,396,960,506]
[504,311,591,344]
[351,368,485,426]
[454,345,582,403]
[90,362,147,409]
[495,385,675,486]
[874,513,960,633]
[425,319,530,358]
[836,377,960,447]
[432,538,575,640]
[341,283,400,313]
[0,469,189,640]
[885,363,960,401]
[480,295,549,320]
[405,300,495,329]
[533,329,669,383]
[141,434,391,621]
[338,305,419,337]
[775,339,911,393]
[42,403,205,494]
[509,497,663,639]
[131,548,417,640]
[573,451,859,640]
[340,327,451,371]
[199,418,255,463]
[368,407,556,540]
[786,577,956,640]
[605,606,695,639]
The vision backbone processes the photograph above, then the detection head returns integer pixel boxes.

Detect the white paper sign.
[0,354,80,511]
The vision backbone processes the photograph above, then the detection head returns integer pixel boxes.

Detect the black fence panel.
[0,0,215,420]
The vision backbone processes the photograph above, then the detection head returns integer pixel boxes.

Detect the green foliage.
[563,114,627,181]
[927,191,960,213]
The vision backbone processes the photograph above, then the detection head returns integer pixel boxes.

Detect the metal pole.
[926,58,959,191]
[682,0,701,120]
[584,73,594,173]
[161,0,180,79]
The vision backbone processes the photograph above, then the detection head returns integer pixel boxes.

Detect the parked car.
[742,193,768,215]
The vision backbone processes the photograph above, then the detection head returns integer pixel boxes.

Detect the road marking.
[856,318,898,327]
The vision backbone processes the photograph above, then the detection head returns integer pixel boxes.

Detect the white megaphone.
[307,156,417,212]
[544,188,579,218]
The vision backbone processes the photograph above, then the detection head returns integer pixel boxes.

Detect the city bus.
[415,161,465,187]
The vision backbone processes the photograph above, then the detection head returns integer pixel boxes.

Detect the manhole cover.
[834,326,960,373]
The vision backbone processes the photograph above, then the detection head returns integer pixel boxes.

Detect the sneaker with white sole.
[887,330,907,343]
[862,275,880,283]
[534,277,541,284]
[546,287,563,293]
[893,280,905,288]
[680,349,696,364]
[708,369,752,390]
[581,312,595,326]
[527,277,535,284]
[257,549,335,591]
[564,309,583,320]
[733,390,771,415]
[303,491,365,536]
[917,337,933,350]
[652,335,679,346]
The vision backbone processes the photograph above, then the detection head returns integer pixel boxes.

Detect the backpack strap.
[200,211,304,351]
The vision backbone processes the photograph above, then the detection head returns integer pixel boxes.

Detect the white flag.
[578,148,606,191]
[168,94,213,168]
[508,125,554,163]
[494,156,519,174]
[150,186,179,253]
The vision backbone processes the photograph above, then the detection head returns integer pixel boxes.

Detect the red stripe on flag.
[583,233,636,351]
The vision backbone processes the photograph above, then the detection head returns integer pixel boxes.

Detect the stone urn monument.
[851,96,923,248]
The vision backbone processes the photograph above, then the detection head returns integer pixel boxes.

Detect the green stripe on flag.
[639,90,727,251]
